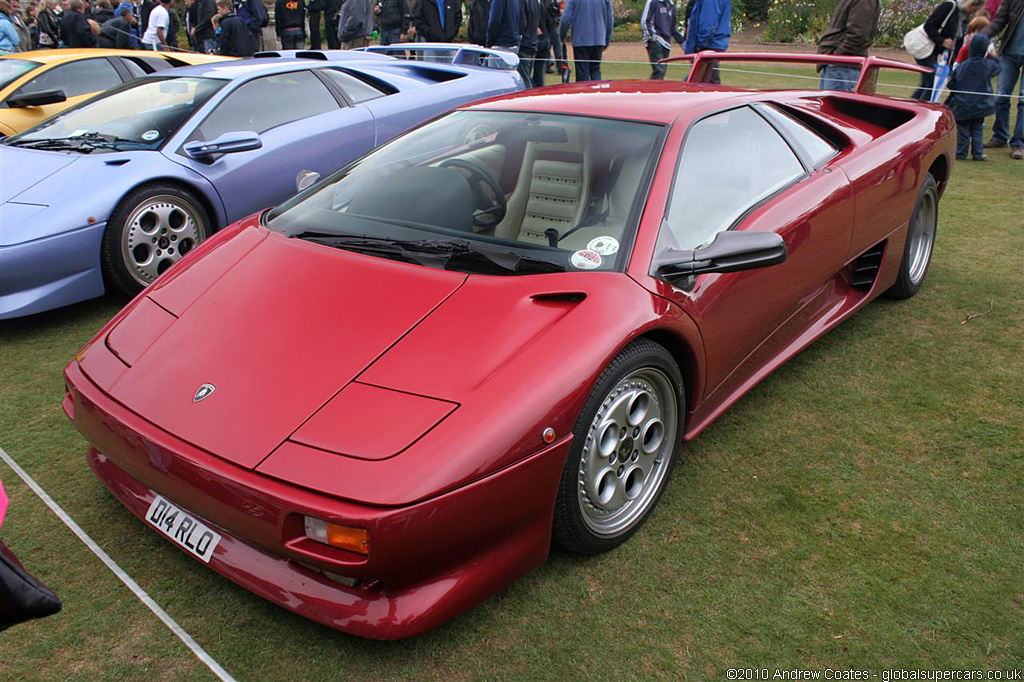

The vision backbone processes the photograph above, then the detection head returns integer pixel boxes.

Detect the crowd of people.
[0,0,269,55]
[0,0,1019,154]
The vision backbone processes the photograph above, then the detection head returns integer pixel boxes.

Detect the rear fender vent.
[849,241,886,291]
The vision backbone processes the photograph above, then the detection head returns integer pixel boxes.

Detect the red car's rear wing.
[661,52,931,95]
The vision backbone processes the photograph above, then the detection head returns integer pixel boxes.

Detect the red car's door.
[652,105,853,407]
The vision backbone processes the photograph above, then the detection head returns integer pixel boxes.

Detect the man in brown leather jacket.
[816,0,879,92]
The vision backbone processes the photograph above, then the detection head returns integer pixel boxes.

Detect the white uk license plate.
[145,495,222,563]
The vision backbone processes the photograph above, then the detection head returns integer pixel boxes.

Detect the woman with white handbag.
[906,0,986,99]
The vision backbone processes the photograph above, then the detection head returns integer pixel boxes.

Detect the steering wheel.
[439,158,507,229]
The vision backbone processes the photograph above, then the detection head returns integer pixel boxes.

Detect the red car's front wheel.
[554,340,685,555]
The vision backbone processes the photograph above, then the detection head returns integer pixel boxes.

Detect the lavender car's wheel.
[554,340,684,554]
[101,183,210,297]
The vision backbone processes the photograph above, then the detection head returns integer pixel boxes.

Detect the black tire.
[553,339,685,555]
[101,183,211,298]
[887,172,938,300]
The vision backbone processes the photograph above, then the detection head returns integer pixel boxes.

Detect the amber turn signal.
[303,516,370,555]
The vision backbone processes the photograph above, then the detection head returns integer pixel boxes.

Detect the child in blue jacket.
[947,32,1001,161]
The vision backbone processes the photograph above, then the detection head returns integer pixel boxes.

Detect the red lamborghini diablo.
[64,53,954,639]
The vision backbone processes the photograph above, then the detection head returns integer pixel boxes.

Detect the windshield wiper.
[6,136,96,152]
[291,232,564,275]
[7,132,148,152]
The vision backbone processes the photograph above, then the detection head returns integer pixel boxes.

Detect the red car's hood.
[105,230,467,469]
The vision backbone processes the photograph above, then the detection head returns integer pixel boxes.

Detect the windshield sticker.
[142,130,160,142]
[70,129,89,137]
[570,249,602,270]
[587,236,619,256]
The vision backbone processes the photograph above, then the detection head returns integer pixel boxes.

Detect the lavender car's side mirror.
[183,131,262,162]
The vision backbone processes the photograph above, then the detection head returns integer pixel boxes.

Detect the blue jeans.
[956,117,985,158]
[203,37,217,53]
[991,53,1024,149]
[280,32,304,49]
[379,27,402,45]
[819,64,858,92]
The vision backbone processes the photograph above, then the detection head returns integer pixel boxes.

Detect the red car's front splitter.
[68,363,570,639]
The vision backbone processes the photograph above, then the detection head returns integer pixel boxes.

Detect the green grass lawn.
[1,72,1022,679]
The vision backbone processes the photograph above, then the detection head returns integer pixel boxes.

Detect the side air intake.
[849,241,886,290]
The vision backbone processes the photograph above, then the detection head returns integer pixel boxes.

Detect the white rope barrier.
[40,26,1024,100]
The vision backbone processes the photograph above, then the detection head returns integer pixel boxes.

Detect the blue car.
[0,46,523,319]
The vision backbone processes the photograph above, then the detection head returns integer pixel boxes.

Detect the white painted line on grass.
[0,446,236,682]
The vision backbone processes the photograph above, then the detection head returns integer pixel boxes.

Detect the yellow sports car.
[0,49,230,137]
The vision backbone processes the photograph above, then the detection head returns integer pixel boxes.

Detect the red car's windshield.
[266,111,666,275]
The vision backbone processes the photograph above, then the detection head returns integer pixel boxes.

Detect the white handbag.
[903,2,956,60]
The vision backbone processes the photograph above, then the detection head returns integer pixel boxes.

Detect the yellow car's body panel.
[0,49,230,136]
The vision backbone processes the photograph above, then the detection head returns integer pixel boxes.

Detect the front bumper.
[65,360,568,639]
[0,222,106,319]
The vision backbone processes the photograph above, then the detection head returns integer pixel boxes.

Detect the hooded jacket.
[947,33,1001,119]
[817,0,878,57]
[275,0,306,32]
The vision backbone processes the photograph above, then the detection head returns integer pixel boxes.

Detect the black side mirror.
[6,89,67,108]
[654,230,787,285]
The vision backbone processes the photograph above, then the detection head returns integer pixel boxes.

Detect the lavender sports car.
[0,47,524,319]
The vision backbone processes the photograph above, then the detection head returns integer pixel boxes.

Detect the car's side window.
[120,56,178,78]
[192,71,339,142]
[318,68,389,104]
[660,106,805,252]
[119,58,148,79]
[757,104,838,168]
[11,58,122,99]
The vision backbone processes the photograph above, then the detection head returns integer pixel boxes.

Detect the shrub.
[744,0,773,21]
[763,0,832,42]
[876,0,934,46]
[612,0,645,25]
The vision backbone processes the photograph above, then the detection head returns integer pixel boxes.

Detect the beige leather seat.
[558,152,647,252]
[496,126,591,245]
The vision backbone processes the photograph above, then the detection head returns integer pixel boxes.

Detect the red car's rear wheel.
[888,172,938,300]
[554,339,685,554]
